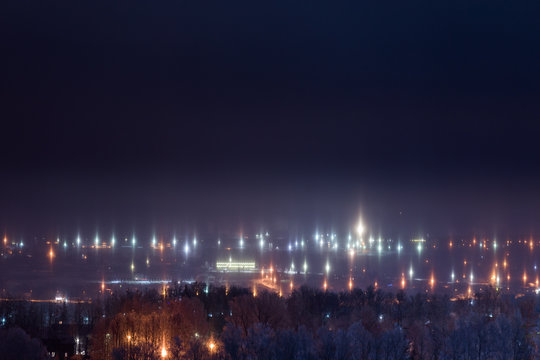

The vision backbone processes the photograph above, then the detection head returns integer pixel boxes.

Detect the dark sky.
[1,1,540,237]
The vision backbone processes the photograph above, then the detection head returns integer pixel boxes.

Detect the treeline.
[88,284,539,360]
[0,285,539,359]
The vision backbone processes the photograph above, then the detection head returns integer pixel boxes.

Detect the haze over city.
[1,1,540,359]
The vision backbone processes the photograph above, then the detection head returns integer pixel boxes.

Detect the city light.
[356,222,365,236]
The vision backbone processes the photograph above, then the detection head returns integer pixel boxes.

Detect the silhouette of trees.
[2,283,535,359]
[0,327,47,360]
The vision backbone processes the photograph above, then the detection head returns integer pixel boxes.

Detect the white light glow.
[356,222,365,236]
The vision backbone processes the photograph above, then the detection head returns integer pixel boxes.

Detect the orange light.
[430,274,435,289]
[348,278,353,291]
[208,341,216,352]
[323,280,327,291]
[161,346,167,358]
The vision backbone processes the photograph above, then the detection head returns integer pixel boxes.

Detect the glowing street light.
[356,222,365,236]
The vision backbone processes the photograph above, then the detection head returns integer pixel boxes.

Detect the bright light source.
[216,261,256,271]
[161,346,167,358]
[356,222,365,236]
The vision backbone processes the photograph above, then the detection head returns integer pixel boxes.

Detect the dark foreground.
[1,284,539,359]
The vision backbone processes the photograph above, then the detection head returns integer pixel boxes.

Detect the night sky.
[1,1,540,237]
